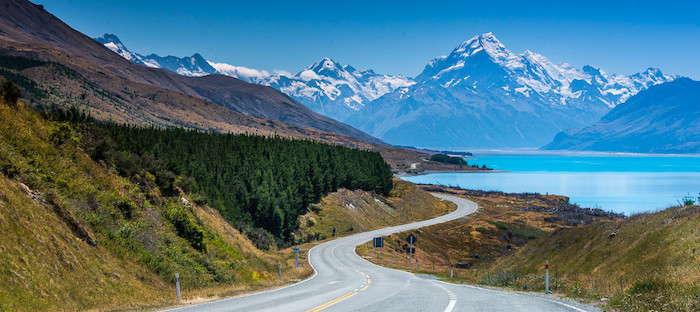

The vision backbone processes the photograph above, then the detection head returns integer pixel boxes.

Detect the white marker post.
[279,264,282,281]
[545,260,551,294]
[175,273,181,303]
[391,254,394,266]
[450,266,454,279]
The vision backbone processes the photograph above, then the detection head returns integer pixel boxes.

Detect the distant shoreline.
[396,169,507,177]
[419,148,700,158]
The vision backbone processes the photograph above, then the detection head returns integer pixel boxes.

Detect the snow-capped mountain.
[95,33,145,65]
[209,57,414,121]
[346,33,677,148]
[97,34,412,121]
[96,34,216,76]
[256,58,414,121]
[98,32,679,148]
[415,32,674,109]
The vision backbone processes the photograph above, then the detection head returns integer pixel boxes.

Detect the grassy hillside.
[295,180,454,241]
[481,203,700,311]
[0,98,324,311]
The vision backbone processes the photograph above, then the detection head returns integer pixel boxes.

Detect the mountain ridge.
[542,78,700,154]
[96,32,678,149]
[96,34,414,122]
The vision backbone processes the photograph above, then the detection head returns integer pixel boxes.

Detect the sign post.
[406,234,417,268]
[293,247,301,268]
[279,264,282,281]
[545,260,551,294]
[175,273,181,303]
[373,237,383,258]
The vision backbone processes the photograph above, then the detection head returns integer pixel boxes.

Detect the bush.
[0,79,21,105]
[165,206,206,252]
[116,198,136,219]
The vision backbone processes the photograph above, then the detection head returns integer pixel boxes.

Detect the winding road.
[164,194,599,312]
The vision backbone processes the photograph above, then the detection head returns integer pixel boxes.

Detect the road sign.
[406,234,417,244]
[406,234,417,267]
[293,247,301,267]
[373,237,383,248]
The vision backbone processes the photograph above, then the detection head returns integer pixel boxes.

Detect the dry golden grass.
[483,204,700,311]
[355,189,569,276]
[294,179,454,242]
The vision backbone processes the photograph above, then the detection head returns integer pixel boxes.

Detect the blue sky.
[38,0,699,79]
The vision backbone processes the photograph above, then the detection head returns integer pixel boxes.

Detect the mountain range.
[543,78,700,154]
[96,34,413,122]
[97,32,677,149]
[0,0,386,148]
[347,33,677,148]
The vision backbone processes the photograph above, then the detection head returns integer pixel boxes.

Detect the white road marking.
[429,280,458,312]
[328,281,340,285]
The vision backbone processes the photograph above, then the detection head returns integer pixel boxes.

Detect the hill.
[481,200,700,311]
[543,78,700,153]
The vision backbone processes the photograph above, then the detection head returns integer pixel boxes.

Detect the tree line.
[48,106,393,244]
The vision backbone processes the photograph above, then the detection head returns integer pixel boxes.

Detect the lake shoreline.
[402,155,700,215]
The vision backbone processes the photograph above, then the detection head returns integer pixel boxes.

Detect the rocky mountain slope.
[0,0,380,145]
[543,78,700,153]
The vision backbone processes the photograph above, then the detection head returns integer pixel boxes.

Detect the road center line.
[305,292,357,312]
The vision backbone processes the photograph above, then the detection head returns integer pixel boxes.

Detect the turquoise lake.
[402,155,700,215]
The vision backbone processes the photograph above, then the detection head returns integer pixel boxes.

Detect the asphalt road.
[164,193,600,312]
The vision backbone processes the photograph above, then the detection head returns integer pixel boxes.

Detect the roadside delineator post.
[391,254,394,266]
[545,260,551,294]
[175,273,181,303]
[450,266,454,279]
[279,264,282,281]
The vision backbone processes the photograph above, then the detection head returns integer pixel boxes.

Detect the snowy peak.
[272,58,414,118]
[416,32,676,108]
[94,33,216,76]
[308,57,341,73]
[452,32,512,60]
[95,33,142,64]
[96,33,123,46]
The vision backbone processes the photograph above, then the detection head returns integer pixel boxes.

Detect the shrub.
[116,198,136,219]
[0,79,21,105]
[165,206,206,252]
